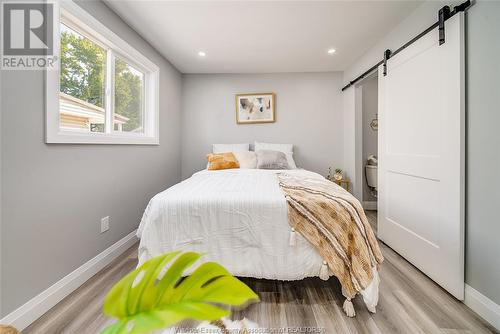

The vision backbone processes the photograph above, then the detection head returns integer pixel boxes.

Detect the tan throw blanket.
[278,173,383,301]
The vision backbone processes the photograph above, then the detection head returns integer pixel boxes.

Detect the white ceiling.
[105,1,423,74]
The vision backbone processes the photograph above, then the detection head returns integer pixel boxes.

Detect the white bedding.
[137,168,325,279]
[137,168,380,313]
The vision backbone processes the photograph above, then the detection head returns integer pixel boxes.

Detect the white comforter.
[137,168,325,279]
[138,168,381,313]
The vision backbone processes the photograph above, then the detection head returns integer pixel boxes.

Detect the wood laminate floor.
[25,211,498,334]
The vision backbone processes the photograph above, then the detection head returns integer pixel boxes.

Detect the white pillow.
[212,143,249,153]
[233,151,257,169]
[254,142,297,169]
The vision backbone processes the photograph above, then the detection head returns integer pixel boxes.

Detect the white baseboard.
[363,201,377,210]
[1,230,138,331]
[464,284,500,331]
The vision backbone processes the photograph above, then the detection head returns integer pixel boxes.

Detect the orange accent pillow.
[207,152,240,170]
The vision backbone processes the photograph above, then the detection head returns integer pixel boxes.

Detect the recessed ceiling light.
[327,48,336,55]
[198,51,206,57]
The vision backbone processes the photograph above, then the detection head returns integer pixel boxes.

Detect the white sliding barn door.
[378,13,465,299]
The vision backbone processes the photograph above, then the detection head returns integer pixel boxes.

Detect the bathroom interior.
[361,74,378,212]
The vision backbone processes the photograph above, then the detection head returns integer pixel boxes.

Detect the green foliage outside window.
[114,58,144,132]
[60,25,144,132]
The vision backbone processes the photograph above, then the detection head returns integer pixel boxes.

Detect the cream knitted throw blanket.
[278,173,384,301]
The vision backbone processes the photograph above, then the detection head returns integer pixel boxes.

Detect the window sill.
[46,131,159,145]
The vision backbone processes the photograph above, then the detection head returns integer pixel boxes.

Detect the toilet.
[365,155,378,194]
[365,165,378,190]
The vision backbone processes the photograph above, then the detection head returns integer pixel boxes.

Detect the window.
[59,24,107,133]
[113,57,144,133]
[46,2,159,144]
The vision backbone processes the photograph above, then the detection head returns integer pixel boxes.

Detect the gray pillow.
[256,150,290,170]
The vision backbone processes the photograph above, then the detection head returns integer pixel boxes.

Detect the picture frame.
[235,93,276,124]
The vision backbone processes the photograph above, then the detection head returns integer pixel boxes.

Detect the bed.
[137,168,382,316]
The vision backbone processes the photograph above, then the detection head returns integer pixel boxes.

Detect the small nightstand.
[334,179,351,192]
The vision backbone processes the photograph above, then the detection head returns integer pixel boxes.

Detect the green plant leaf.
[101,251,259,334]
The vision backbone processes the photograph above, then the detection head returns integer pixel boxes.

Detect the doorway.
[361,75,378,211]
[354,73,379,217]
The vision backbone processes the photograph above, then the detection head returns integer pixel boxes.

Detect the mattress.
[137,168,326,280]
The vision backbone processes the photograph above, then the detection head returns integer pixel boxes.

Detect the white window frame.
[46,1,159,145]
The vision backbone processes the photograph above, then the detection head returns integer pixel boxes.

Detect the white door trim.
[354,84,364,201]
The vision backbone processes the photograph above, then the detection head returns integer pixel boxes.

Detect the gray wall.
[361,75,378,202]
[465,1,500,305]
[181,72,343,179]
[0,1,182,316]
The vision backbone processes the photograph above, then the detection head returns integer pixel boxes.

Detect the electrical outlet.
[101,216,110,233]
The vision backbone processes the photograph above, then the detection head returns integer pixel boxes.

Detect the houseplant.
[101,251,259,334]
[334,168,343,181]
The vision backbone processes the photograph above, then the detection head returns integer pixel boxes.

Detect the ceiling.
[105,1,423,74]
